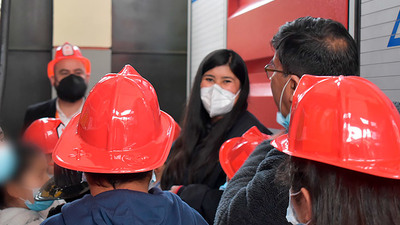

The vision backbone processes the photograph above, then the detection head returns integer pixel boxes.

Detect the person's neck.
[89,181,150,196]
[57,98,83,118]
[5,197,28,209]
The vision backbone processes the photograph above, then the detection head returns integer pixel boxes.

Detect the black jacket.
[23,99,57,129]
[171,111,272,224]
[214,140,290,225]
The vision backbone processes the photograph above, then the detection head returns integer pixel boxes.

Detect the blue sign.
[388,10,400,47]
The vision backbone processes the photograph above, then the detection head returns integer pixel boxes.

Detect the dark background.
[0,0,53,137]
[0,0,188,137]
[111,0,188,124]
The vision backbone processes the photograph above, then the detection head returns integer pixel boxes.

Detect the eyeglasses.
[264,64,286,80]
[264,63,299,80]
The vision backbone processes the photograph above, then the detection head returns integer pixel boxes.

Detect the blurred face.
[7,153,49,206]
[269,53,299,117]
[51,58,88,86]
[200,65,241,95]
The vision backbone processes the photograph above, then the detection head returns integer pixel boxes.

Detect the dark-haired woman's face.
[200,65,241,95]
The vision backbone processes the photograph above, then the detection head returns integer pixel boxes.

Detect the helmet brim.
[35,176,89,201]
[47,56,91,78]
[53,111,176,173]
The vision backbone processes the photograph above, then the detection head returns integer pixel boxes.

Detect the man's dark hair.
[85,171,151,189]
[271,16,359,76]
[276,157,400,225]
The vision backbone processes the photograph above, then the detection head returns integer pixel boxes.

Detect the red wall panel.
[227,0,349,129]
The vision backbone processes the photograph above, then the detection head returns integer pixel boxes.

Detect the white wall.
[360,0,400,101]
[187,0,227,95]
[51,0,112,97]
[53,0,112,48]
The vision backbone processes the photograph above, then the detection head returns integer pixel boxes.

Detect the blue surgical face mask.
[0,143,17,185]
[219,181,228,191]
[286,190,310,225]
[21,187,55,211]
[276,111,291,130]
[276,78,292,130]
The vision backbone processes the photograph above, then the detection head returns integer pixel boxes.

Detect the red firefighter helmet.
[53,65,176,173]
[23,118,63,154]
[272,75,400,179]
[47,42,91,78]
[220,126,271,179]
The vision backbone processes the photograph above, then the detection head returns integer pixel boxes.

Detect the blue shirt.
[41,188,208,225]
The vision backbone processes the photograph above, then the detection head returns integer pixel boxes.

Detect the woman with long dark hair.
[161,49,271,223]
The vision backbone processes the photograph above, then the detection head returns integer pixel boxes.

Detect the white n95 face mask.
[201,84,240,118]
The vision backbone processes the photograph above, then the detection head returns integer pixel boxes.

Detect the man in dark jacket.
[23,42,90,129]
[215,16,360,225]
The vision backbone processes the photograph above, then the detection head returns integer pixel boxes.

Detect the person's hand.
[169,185,183,194]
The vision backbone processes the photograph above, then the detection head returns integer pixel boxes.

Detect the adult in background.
[161,49,272,224]
[215,17,359,225]
[23,43,91,211]
[24,42,90,129]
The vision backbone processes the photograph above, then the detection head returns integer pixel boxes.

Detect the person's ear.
[299,187,312,223]
[288,75,300,105]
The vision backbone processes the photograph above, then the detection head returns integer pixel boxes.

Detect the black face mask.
[55,74,87,102]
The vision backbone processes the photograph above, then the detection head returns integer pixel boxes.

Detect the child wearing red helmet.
[23,118,63,176]
[41,65,207,225]
[23,118,90,209]
[273,75,400,225]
